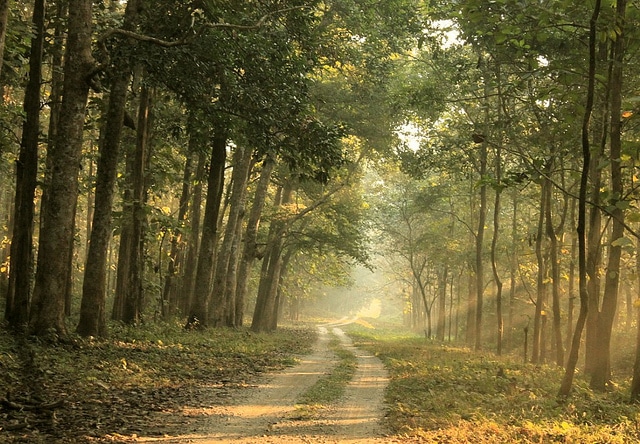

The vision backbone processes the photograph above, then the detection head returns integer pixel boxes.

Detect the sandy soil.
[134,321,395,444]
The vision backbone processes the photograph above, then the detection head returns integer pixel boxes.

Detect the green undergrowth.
[347,321,640,443]
[293,335,357,420]
[0,321,315,443]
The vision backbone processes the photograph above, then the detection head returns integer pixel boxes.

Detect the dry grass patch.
[347,322,640,443]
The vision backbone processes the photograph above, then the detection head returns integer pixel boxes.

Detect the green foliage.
[347,324,640,443]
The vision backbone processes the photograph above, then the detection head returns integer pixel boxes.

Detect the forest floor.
[2,318,640,443]
[128,320,392,443]
[0,319,396,444]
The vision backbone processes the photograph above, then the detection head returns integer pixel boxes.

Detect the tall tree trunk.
[251,181,293,333]
[508,189,518,350]
[78,0,141,337]
[122,85,151,324]
[475,140,487,351]
[271,249,293,331]
[224,206,245,325]
[30,0,94,336]
[585,149,604,374]
[545,167,564,367]
[162,151,194,318]
[235,157,274,327]
[591,0,626,390]
[186,127,227,328]
[630,237,640,400]
[532,175,547,364]
[558,0,600,399]
[209,145,253,326]
[181,148,206,315]
[566,197,577,352]
[466,178,476,346]
[491,145,503,355]
[0,0,9,84]
[5,0,46,329]
[112,212,131,320]
[585,42,611,374]
[437,263,447,341]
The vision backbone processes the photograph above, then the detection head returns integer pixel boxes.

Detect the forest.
[2,0,640,441]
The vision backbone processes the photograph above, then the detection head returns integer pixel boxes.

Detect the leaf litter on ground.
[0,321,316,443]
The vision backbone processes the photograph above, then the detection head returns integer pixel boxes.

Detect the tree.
[0,0,9,83]
[5,0,45,329]
[590,0,627,391]
[559,0,601,399]
[30,0,95,337]
[209,143,253,327]
[78,0,142,337]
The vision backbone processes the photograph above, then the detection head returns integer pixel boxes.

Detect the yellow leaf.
[622,111,634,118]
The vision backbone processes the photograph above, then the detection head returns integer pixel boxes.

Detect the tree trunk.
[532,175,547,364]
[584,44,610,374]
[0,0,9,83]
[5,0,45,329]
[181,148,206,315]
[630,237,640,400]
[591,0,626,390]
[122,85,152,324]
[30,0,94,336]
[545,167,564,367]
[209,144,253,326]
[566,197,577,351]
[224,206,245,325]
[78,0,141,337]
[112,215,131,320]
[235,157,275,326]
[474,140,487,351]
[437,263,447,341]
[508,189,518,350]
[271,249,293,331]
[186,127,227,328]
[162,151,194,318]
[491,146,503,355]
[251,182,293,333]
[559,0,600,399]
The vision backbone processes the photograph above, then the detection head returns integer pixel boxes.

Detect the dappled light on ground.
[129,322,390,443]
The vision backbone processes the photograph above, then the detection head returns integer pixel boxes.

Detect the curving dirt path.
[135,321,391,443]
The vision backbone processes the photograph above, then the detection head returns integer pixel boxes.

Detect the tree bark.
[630,237,640,400]
[532,177,547,364]
[30,0,94,336]
[162,151,194,318]
[122,84,152,324]
[78,0,141,337]
[186,128,227,328]
[235,157,275,326]
[559,0,600,399]
[209,144,253,326]
[545,166,564,367]
[591,0,626,390]
[5,0,46,329]
[491,148,503,355]
[251,182,294,333]
[0,0,9,83]
[181,148,206,315]
[474,140,487,351]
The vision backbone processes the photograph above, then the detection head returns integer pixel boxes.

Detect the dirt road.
[135,321,391,443]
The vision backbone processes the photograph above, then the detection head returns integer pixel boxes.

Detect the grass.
[346,321,640,443]
[292,334,358,419]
